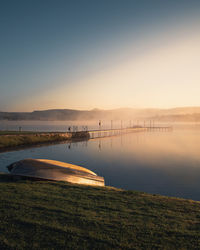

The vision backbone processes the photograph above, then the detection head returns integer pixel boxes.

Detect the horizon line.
[1,105,200,113]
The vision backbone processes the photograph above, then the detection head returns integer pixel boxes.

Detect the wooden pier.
[88,126,172,139]
[146,126,173,132]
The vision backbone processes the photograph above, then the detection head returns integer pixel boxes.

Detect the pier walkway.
[88,126,172,139]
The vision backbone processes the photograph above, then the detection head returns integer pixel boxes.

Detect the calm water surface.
[0,126,200,201]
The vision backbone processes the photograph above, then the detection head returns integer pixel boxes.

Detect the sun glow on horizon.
[16,24,200,112]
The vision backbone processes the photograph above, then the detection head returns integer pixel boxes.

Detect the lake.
[0,122,200,201]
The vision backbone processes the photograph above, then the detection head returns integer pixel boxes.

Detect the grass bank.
[0,131,89,151]
[0,173,199,249]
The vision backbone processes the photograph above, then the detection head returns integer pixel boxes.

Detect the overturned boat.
[7,159,105,187]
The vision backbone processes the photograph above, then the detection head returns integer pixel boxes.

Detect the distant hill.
[1,107,200,121]
[151,113,200,122]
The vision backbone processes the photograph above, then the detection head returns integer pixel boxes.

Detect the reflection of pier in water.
[66,126,173,152]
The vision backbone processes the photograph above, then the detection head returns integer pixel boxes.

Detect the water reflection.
[0,129,200,200]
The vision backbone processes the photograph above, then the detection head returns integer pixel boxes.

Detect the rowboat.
[7,159,105,186]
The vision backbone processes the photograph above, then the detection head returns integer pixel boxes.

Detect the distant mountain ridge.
[1,107,200,121]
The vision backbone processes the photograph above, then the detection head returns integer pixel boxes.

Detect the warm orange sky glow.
[19,23,200,111]
[1,1,200,111]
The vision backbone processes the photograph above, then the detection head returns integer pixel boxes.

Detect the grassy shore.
[0,131,89,151]
[0,173,200,249]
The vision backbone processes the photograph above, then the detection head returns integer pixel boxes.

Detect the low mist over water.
[1,123,200,200]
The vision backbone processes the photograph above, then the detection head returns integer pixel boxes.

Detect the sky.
[0,0,200,111]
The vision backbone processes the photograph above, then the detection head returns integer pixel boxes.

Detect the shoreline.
[0,131,89,153]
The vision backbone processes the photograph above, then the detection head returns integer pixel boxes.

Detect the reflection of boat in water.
[7,159,105,187]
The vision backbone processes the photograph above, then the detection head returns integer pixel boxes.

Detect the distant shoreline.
[1,107,200,122]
